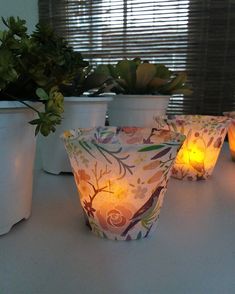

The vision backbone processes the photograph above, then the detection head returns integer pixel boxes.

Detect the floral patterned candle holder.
[154,115,230,181]
[223,112,235,161]
[62,127,185,241]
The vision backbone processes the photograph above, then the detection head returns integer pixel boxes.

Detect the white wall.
[0,0,38,32]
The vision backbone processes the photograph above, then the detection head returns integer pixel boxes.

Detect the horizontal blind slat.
[39,0,235,115]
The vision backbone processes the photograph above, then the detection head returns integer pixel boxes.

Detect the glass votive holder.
[223,112,235,161]
[154,115,230,181]
[62,127,185,240]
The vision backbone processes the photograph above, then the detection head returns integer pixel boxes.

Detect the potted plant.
[92,58,192,127]
[0,16,88,234]
[40,67,113,174]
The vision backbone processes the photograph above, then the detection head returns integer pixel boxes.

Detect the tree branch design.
[83,162,113,217]
[93,143,135,179]
[76,140,134,179]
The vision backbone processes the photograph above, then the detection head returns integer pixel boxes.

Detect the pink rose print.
[96,202,135,234]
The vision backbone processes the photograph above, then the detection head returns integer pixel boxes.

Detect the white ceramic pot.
[0,101,37,235]
[39,96,113,174]
[108,95,170,127]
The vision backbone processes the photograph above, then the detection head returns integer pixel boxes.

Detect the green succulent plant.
[92,58,192,96]
[59,65,114,97]
[0,16,89,136]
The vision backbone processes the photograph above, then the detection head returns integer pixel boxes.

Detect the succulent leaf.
[136,63,156,93]
[116,60,137,93]
[91,58,192,95]
[148,77,167,92]
[160,72,188,93]
[155,64,172,79]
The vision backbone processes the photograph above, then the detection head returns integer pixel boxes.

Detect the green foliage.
[29,87,64,136]
[92,58,192,95]
[59,65,115,97]
[0,16,89,135]
[138,145,165,152]
[59,66,93,96]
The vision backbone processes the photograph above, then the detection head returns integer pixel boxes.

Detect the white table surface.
[1,143,235,294]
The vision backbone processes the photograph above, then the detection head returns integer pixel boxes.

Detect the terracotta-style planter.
[0,101,37,235]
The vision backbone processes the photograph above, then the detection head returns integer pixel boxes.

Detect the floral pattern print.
[73,169,91,198]
[154,115,231,180]
[96,202,135,234]
[62,127,185,240]
[132,185,148,199]
[228,120,235,161]
[223,112,235,160]
[75,169,91,183]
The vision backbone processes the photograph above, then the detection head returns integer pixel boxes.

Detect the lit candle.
[228,121,235,160]
[62,127,185,240]
[223,112,235,161]
[154,115,230,180]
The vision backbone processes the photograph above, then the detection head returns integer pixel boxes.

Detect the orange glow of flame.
[107,180,128,200]
[187,143,205,163]
[228,123,235,160]
[177,140,207,173]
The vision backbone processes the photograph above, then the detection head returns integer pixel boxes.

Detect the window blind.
[38,0,235,115]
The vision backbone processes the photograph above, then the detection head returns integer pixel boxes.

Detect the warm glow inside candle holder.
[62,127,185,240]
[154,115,230,181]
[223,112,235,161]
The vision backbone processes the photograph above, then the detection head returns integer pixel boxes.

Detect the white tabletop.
[1,143,235,294]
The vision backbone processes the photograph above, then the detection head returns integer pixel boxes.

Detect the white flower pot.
[0,101,37,235]
[39,96,112,174]
[108,95,170,127]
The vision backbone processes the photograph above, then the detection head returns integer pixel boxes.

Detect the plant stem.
[19,101,40,114]
[4,93,40,114]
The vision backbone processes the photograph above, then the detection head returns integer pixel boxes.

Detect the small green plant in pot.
[93,57,192,95]
[0,16,89,235]
[59,65,115,97]
[40,64,114,175]
[0,16,89,136]
[91,58,192,127]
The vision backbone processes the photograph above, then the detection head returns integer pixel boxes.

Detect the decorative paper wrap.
[154,115,230,181]
[62,127,185,241]
[223,112,235,161]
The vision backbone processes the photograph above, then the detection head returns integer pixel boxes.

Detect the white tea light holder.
[223,112,235,161]
[154,115,230,180]
[62,127,185,240]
